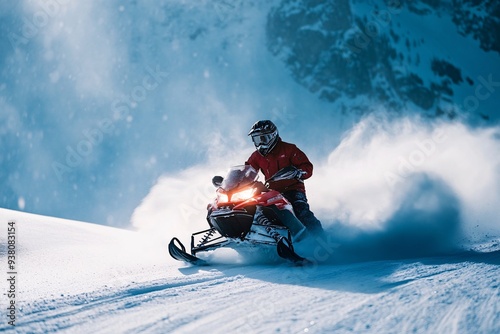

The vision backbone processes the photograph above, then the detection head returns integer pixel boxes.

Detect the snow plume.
[130,137,251,242]
[132,113,500,263]
[308,114,500,260]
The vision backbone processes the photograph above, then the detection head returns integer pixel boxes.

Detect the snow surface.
[1,208,499,333]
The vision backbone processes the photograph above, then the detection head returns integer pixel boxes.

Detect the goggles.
[251,133,275,146]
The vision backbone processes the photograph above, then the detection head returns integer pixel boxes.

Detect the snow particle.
[18,197,26,210]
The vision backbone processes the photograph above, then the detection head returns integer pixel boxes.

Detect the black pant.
[283,190,324,235]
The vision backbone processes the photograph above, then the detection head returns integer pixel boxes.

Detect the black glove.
[294,169,307,180]
[270,166,306,182]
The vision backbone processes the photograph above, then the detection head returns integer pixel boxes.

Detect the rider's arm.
[289,145,313,180]
[245,151,261,173]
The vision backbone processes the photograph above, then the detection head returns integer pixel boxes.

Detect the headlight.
[217,193,229,203]
[230,188,256,202]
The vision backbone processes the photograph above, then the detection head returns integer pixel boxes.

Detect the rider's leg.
[283,190,324,235]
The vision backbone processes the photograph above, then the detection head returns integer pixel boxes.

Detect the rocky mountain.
[266,0,500,120]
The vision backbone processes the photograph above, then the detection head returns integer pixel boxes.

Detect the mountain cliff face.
[266,0,500,119]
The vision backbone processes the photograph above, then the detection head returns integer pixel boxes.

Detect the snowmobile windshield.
[221,165,259,192]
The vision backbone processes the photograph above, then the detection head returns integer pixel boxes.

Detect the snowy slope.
[1,208,499,333]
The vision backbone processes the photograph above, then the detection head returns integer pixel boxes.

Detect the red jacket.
[245,139,313,193]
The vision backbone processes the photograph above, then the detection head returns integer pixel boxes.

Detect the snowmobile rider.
[245,120,324,235]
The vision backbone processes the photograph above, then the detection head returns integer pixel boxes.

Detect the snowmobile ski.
[168,238,209,266]
[277,237,311,266]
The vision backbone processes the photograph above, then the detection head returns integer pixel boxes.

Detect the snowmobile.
[168,165,310,265]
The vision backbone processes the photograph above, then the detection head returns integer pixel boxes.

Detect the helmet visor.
[251,133,275,147]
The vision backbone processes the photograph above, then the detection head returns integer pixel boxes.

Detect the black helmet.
[248,120,279,156]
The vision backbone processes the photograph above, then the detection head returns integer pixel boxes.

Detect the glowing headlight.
[230,188,256,202]
[217,193,229,203]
